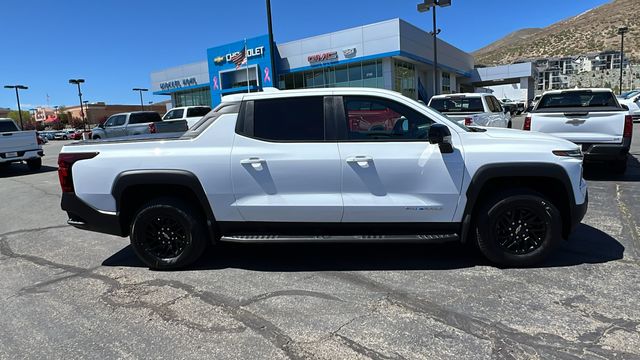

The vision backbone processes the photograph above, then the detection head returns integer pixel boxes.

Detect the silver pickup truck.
[91,111,188,140]
[0,118,43,170]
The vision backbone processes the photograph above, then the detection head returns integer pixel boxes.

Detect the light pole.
[618,27,628,95]
[83,100,89,124]
[266,0,277,88]
[132,88,148,111]
[4,85,28,130]
[68,79,86,129]
[417,0,451,97]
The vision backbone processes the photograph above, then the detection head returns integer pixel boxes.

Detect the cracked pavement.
[1,124,640,359]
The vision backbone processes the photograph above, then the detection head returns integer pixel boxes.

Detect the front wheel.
[475,189,561,267]
[130,197,208,270]
[507,121,512,128]
[92,135,101,140]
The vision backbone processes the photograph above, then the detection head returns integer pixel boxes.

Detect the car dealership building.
[151,18,535,107]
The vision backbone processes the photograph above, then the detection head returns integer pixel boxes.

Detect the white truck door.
[231,96,343,222]
[336,96,465,223]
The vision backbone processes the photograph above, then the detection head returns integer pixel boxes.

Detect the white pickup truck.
[59,88,587,269]
[428,93,511,128]
[525,88,632,173]
[91,111,188,140]
[0,118,43,170]
[163,106,212,129]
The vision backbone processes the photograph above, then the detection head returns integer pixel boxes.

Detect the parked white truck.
[91,111,188,140]
[163,106,212,129]
[428,93,511,128]
[59,88,587,269]
[525,88,632,173]
[0,118,43,170]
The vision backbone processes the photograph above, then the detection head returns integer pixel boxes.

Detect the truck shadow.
[0,165,58,178]
[583,153,640,182]
[102,224,623,271]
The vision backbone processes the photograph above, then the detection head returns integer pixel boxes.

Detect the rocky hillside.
[474,0,640,66]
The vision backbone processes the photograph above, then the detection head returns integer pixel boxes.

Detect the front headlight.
[552,149,583,159]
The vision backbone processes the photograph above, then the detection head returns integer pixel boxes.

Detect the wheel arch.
[111,170,217,240]
[460,163,576,243]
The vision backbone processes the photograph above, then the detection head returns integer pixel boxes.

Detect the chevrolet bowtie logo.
[214,56,225,64]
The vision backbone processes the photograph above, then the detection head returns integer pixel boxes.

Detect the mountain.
[473,0,640,66]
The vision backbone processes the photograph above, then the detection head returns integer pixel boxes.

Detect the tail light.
[464,117,473,126]
[523,116,532,131]
[58,152,99,193]
[624,115,633,139]
[148,123,157,134]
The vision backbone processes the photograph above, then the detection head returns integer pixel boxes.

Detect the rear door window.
[130,113,161,124]
[186,107,211,118]
[251,97,325,141]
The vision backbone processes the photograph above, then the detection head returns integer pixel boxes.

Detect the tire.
[92,135,101,140]
[26,158,42,170]
[130,197,208,270]
[612,156,627,174]
[507,121,512,129]
[63,135,68,140]
[474,189,562,267]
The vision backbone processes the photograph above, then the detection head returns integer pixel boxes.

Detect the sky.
[0,0,611,110]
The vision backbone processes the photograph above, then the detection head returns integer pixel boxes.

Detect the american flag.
[230,46,247,69]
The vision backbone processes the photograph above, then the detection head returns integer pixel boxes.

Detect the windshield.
[537,91,618,109]
[0,120,19,133]
[618,90,640,100]
[430,97,484,113]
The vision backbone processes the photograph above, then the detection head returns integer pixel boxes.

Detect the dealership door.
[231,96,343,222]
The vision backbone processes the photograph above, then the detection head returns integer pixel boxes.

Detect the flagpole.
[245,38,250,94]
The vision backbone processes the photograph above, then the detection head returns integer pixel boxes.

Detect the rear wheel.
[507,121,512,128]
[475,189,561,267]
[92,135,101,140]
[26,158,42,170]
[130,197,208,270]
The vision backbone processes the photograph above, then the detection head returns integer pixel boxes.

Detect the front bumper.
[569,191,588,235]
[61,192,125,237]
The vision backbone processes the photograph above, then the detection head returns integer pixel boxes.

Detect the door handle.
[346,156,373,165]
[240,157,265,169]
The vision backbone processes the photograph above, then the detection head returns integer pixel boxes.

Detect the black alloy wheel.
[493,207,547,255]
[130,197,208,270]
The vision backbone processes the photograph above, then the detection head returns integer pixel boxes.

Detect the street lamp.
[618,27,628,95]
[417,0,451,97]
[132,88,148,110]
[266,0,277,88]
[68,79,86,129]
[3,85,28,130]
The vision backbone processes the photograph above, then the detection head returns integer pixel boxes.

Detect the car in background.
[163,106,212,129]
[54,129,77,140]
[428,93,511,128]
[36,132,48,144]
[617,90,640,121]
[525,88,631,173]
[40,131,56,141]
[91,111,188,140]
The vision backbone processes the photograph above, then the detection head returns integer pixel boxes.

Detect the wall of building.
[61,104,168,124]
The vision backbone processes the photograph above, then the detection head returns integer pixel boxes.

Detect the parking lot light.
[417,0,451,97]
[618,27,629,95]
[3,85,28,130]
[68,79,86,130]
[132,88,149,111]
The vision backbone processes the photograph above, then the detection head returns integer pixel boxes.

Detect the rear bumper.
[581,139,630,162]
[0,149,44,163]
[61,192,125,237]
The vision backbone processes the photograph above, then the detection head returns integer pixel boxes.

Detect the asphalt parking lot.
[2,121,640,360]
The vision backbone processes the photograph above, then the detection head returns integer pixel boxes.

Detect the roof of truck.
[542,88,613,95]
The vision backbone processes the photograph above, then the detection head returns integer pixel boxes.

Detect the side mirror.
[621,104,629,111]
[99,123,105,129]
[428,123,454,153]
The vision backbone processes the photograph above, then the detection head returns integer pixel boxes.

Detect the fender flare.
[460,162,576,243]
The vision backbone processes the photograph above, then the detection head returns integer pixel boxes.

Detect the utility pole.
[266,0,277,88]
[417,0,451,97]
[4,85,28,130]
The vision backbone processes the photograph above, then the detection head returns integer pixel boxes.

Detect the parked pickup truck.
[91,111,188,140]
[59,88,587,269]
[0,118,43,170]
[428,93,511,128]
[525,88,632,173]
[163,106,212,129]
